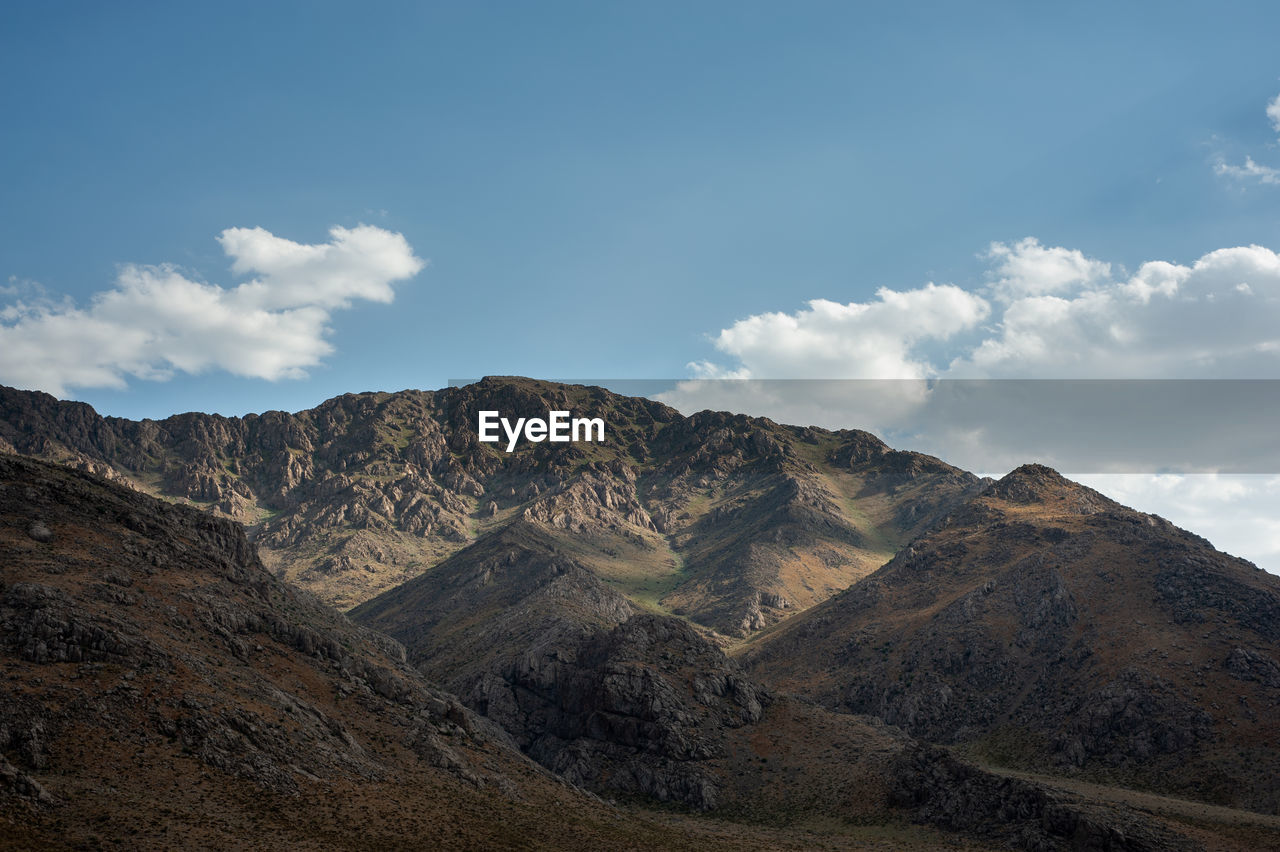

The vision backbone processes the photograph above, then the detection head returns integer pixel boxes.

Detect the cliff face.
[743,464,1280,813]
[0,378,984,637]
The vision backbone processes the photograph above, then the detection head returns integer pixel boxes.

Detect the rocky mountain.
[5,376,1280,848]
[5,445,1220,850]
[742,464,1280,815]
[0,378,985,637]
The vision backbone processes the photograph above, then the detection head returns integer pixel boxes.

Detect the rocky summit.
[4,379,1280,850]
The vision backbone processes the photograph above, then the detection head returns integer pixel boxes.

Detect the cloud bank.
[681,237,1280,387]
[0,225,424,396]
[1074,473,1280,575]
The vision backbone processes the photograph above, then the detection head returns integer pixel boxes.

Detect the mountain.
[742,464,1280,814]
[0,378,984,637]
[6,378,1280,846]
[4,445,1211,850]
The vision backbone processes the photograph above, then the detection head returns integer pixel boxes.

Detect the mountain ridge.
[0,378,985,638]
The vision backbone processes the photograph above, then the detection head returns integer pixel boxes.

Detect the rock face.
[744,464,1280,814]
[0,378,984,636]
[0,453,751,850]
[480,614,767,810]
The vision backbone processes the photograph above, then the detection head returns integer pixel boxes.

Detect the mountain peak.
[982,463,1110,511]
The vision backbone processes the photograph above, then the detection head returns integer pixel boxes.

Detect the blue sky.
[3,2,1280,567]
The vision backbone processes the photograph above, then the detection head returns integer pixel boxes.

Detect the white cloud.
[0,224,424,396]
[953,243,1280,378]
[985,237,1111,301]
[217,225,422,310]
[657,284,987,430]
[684,239,1280,445]
[1268,93,1280,134]
[701,284,989,381]
[687,238,1280,387]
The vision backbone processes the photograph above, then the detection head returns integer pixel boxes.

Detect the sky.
[2,1,1280,569]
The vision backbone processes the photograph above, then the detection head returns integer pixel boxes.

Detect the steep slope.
[1,453,831,851]
[0,378,984,637]
[351,519,639,698]
[353,527,1213,851]
[743,464,1280,814]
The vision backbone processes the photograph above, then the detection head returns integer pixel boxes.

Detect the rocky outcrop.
[469,614,767,809]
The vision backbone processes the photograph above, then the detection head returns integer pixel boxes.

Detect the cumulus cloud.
[687,237,1280,388]
[657,284,988,431]
[672,236,1280,437]
[985,237,1111,301]
[0,225,424,396]
[954,243,1280,378]
[698,284,989,381]
[1215,93,1280,186]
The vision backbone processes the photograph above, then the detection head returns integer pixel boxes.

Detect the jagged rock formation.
[744,464,1280,814]
[0,378,985,636]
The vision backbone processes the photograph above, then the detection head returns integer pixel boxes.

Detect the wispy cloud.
[1215,93,1280,186]
[1215,156,1280,185]
[0,225,425,396]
